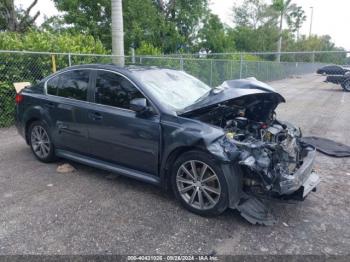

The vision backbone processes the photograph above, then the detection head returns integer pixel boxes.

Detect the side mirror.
[130,98,147,112]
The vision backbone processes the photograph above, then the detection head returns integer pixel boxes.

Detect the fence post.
[68,53,72,67]
[210,59,213,86]
[230,59,233,79]
[131,47,135,64]
[180,56,184,70]
[239,53,243,79]
[51,54,56,73]
[312,50,315,63]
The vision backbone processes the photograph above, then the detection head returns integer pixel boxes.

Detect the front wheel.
[171,151,229,216]
[28,120,56,162]
[341,78,350,92]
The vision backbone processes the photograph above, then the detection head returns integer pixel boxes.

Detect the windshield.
[132,69,211,110]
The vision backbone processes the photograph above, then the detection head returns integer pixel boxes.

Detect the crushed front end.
[221,119,320,201]
[181,79,320,225]
[218,118,320,225]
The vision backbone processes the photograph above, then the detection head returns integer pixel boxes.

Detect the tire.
[28,120,56,162]
[341,78,350,92]
[171,150,229,216]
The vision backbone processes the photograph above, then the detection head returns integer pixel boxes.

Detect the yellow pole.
[51,54,56,73]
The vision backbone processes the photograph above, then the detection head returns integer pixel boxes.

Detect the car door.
[86,70,160,176]
[45,69,92,154]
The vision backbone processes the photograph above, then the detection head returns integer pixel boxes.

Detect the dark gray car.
[15,64,320,225]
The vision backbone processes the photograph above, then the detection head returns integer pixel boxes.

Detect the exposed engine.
[222,116,303,194]
[189,100,305,196]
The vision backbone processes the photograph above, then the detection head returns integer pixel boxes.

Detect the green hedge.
[0,82,16,127]
[0,31,108,127]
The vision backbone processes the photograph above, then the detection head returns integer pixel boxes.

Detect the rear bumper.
[276,146,320,197]
[15,114,26,141]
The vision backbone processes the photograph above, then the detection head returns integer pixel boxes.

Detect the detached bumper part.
[277,146,319,196]
[237,196,277,226]
[236,146,320,225]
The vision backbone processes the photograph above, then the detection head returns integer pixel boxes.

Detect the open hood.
[179,78,285,115]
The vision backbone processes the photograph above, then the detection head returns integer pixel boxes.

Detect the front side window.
[46,76,60,95]
[94,71,144,109]
[57,70,90,101]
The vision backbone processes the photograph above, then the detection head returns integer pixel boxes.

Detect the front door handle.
[45,102,55,108]
[89,112,103,121]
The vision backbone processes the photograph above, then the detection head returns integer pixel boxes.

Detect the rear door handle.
[89,112,103,121]
[57,122,68,129]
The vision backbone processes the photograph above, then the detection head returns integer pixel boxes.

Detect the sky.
[210,0,350,50]
[15,0,350,50]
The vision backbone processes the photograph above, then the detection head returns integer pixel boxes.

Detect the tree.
[197,13,235,53]
[287,6,306,41]
[51,0,184,53]
[0,0,40,32]
[111,0,124,66]
[122,0,179,53]
[233,0,271,29]
[155,0,209,49]
[52,0,112,47]
[232,0,279,52]
[271,0,297,61]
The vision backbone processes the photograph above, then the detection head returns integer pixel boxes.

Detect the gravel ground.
[0,74,349,255]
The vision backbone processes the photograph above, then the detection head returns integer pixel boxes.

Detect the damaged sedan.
[15,65,320,225]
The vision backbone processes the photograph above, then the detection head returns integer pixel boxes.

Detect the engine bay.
[188,97,308,197]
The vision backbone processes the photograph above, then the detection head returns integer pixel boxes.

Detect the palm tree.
[111,0,124,66]
[271,0,297,62]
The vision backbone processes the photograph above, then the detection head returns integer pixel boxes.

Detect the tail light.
[15,94,23,104]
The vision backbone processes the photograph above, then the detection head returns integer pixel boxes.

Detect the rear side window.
[94,71,144,109]
[58,70,90,101]
[46,76,60,95]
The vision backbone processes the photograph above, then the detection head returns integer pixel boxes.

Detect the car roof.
[39,63,177,84]
[63,63,175,73]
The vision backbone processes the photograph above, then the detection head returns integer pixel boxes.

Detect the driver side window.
[94,71,144,110]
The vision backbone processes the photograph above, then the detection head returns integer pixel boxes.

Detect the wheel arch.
[25,117,40,144]
[160,146,209,190]
[23,104,53,144]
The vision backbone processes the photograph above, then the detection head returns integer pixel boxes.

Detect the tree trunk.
[8,0,17,31]
[276,12,283,62]
[111,0,124,66]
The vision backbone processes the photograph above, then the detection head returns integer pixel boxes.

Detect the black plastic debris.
[301,136,350,157]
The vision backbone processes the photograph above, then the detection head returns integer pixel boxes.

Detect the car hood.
[179,78,285,115]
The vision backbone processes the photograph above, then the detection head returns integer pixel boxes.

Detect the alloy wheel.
[176,160,221,210]
[30,125,51,159]
[343,80,350,91]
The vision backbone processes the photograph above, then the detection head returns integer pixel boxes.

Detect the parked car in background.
[317,65,350,92]
[15,64,320,225]
[317,65,350,75]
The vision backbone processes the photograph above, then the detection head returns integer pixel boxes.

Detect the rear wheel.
[28,121,56,162]
[171,151,228,216]
[341,78,350,92]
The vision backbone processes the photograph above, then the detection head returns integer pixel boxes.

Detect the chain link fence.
[1,50,348,127]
